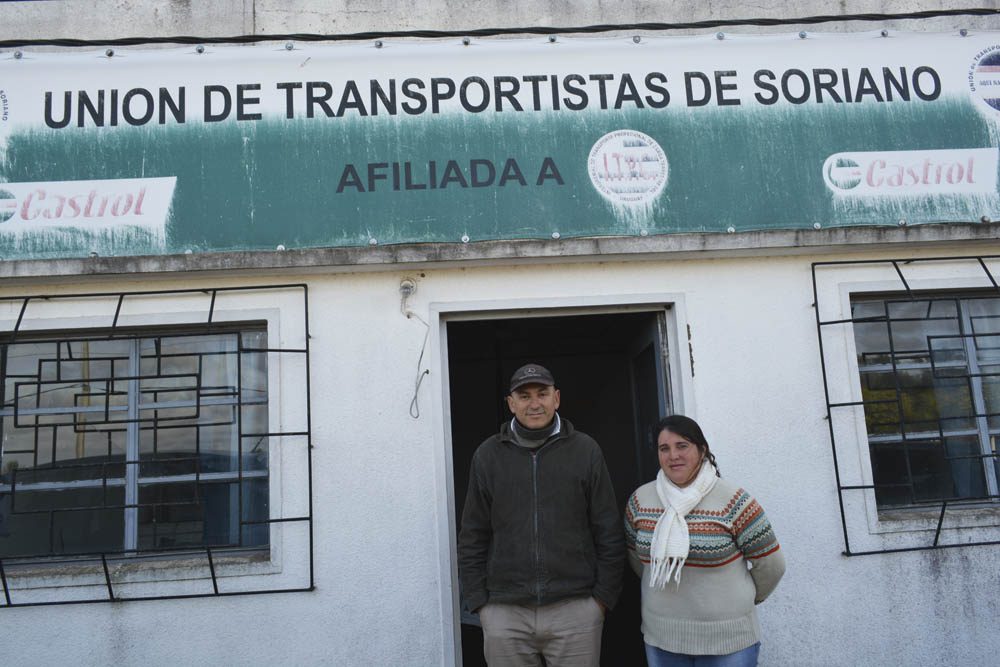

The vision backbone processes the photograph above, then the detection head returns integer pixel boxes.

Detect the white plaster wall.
[0,270,451,665]
[3,245,1000,665]
[1,0,999,42]
[0,1,251,40]
[249,0,1000,36]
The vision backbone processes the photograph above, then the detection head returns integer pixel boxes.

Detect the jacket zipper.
[501,423,565,606]
[531,448,541,605]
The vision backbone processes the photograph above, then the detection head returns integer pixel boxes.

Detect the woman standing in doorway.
[624,415,785,667]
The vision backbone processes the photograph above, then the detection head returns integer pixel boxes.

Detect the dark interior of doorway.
[449,310,669,667]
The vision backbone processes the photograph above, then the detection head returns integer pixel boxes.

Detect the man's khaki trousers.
[478,596,604,667]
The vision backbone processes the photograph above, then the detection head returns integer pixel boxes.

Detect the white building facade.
[1,2,999,665]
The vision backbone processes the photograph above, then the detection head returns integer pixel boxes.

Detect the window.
[0,284,313,605]
[813,255,1000,556]
[852,293,1000,508]
[0,327,269,559]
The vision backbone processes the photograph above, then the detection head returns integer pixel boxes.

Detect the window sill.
[2,548,277,591]
[872,503,1000,534]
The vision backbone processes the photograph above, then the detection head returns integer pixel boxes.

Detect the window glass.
[3,487,126,557]
[0,327,268,558]
[853,294,1000,507]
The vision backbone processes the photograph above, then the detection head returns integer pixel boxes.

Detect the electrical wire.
[397,280,431,419]
[1,8,997,49]
[405,310,430,420]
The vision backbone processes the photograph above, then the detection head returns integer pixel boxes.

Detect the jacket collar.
[499,413,571,447]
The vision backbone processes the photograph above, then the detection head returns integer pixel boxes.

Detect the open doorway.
[447,308,675,666]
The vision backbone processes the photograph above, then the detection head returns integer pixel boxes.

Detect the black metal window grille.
[813,255,1000,556]
[0,284,313,606]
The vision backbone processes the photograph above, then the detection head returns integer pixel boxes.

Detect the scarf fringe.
[649,555,687,589]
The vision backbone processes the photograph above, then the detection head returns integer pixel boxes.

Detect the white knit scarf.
[649,459,718,588]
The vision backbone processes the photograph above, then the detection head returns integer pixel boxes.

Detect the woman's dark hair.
[656,415,721,477]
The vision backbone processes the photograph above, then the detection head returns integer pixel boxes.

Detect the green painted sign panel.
[0,31,998,260]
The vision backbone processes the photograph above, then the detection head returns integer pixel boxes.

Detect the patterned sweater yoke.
[625,480,780,569]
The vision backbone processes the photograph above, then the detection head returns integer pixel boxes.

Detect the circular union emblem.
[969,46,1000,115]
[588,130,668,204]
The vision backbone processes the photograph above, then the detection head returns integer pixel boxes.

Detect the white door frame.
[427,292,693,666]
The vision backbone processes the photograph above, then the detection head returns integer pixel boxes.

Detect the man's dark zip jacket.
[457,417,624,614]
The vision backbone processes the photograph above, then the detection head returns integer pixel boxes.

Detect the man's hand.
[595,599,606,615]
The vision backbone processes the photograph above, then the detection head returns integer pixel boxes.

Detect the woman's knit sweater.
[624,477,785,656]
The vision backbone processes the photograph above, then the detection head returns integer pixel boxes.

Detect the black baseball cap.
[509,364,556,393]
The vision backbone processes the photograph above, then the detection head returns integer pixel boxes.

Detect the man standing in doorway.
[458,363,623,667]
